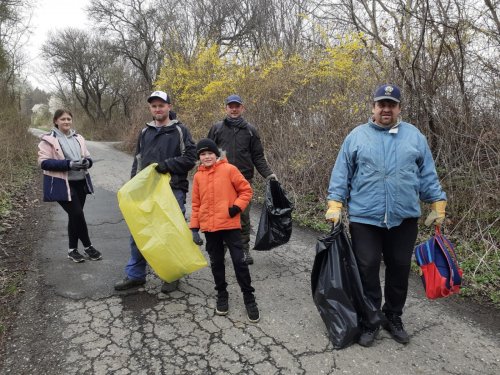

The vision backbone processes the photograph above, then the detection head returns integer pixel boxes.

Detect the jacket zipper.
[382,131,389,227]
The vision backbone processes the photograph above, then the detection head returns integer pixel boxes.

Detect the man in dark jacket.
[115,90,197,292]
[208,94,276,265]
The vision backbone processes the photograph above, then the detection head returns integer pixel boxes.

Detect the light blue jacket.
[327,120,446,228]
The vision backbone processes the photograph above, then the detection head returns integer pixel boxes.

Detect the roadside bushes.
[0,94,34,218]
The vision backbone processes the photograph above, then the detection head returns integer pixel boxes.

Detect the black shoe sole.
[114,281,146,291]
[68,256,85,263]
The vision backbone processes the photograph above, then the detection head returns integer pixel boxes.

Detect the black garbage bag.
[253,180,293,250]
[311,223,382,349]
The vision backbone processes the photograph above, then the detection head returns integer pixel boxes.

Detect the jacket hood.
[368,117,401,132]
[146,119,180,128]
[223,116,248,129]
[197,155,228,172]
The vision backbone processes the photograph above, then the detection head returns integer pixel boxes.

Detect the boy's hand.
[228,205,241,218]
[191,229,203,246]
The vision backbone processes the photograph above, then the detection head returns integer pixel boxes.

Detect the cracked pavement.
[1,136,499,374]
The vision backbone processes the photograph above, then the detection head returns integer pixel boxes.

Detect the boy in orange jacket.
[190,138,260,322]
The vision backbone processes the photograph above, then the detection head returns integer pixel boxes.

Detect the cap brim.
[147,96,169,103]
[374,96,400,103]
[225,100,243,105]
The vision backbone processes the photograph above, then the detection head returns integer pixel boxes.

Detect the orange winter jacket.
[190,158,252,232]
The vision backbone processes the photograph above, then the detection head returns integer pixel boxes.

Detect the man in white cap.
[115,91,197,292]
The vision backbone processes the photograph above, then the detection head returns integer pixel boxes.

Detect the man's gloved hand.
[191,228,204,246]
[155,161,170,174]
[69,160,85,171]
[425,200,447,226]
[325,200,343,225]
[266,173,278,182]
[228,205,241,218]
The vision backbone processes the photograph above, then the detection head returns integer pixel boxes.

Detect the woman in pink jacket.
[37,109,101,263]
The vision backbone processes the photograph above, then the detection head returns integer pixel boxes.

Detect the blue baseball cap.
[373,84,401,103]
[224,94,243,105]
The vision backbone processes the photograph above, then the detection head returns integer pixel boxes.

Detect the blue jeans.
[125,188,186,280]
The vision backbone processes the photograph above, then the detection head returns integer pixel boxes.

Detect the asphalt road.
[1,133,498,374]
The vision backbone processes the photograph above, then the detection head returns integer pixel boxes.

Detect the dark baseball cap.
[224,94,243,105]
[147,90,171,104]
[373,84,401,103]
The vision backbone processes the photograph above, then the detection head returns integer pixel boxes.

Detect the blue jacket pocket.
[43,175,69,202]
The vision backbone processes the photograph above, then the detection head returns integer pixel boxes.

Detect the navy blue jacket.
[131,120,197,192]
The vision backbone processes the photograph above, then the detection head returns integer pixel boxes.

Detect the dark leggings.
[57,180,91,249]
[349,218,418,317]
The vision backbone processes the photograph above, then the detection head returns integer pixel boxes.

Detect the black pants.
[349,218,418,317]
[57,180,91,249]
[205,229,255,304]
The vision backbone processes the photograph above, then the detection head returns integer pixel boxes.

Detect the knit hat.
[196,138,220,157]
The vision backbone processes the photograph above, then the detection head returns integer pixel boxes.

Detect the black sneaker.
[245,302,260,323]
[243,249,254,265]
[358,326,380,347]
[114,277,146,291]
[161,280,179,293]
[84,245,102,260]
[383,314,410,344]
[68,249,85,263]
[215,293,229,316]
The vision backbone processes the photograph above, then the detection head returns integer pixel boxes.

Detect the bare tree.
[87,0,177,91]
[42,29,125,125]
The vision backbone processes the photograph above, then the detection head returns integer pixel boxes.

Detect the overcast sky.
[27,0,91,91]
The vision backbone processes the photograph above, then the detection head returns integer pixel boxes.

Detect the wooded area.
[1,0,499,303]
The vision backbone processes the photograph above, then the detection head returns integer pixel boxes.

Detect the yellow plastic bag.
[117,164,207,282]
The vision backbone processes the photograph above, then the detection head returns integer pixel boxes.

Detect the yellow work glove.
[325,200,343,225]
[424,201,447,226]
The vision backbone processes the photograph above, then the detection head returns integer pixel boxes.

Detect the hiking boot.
[243,249,254,265]
[245,302,260,323]
[68,249,85,263]
[215,293,229,316]
[161,280,179,293]
[383,314,410,344]
[84,245,102,260]
[358,326,380,347]
[114,277,146,291]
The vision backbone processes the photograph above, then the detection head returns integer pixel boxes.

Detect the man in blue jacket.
[115,91,197,292]
[325,84,447,347]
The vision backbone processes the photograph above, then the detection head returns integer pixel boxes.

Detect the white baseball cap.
[147,91,171,104]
